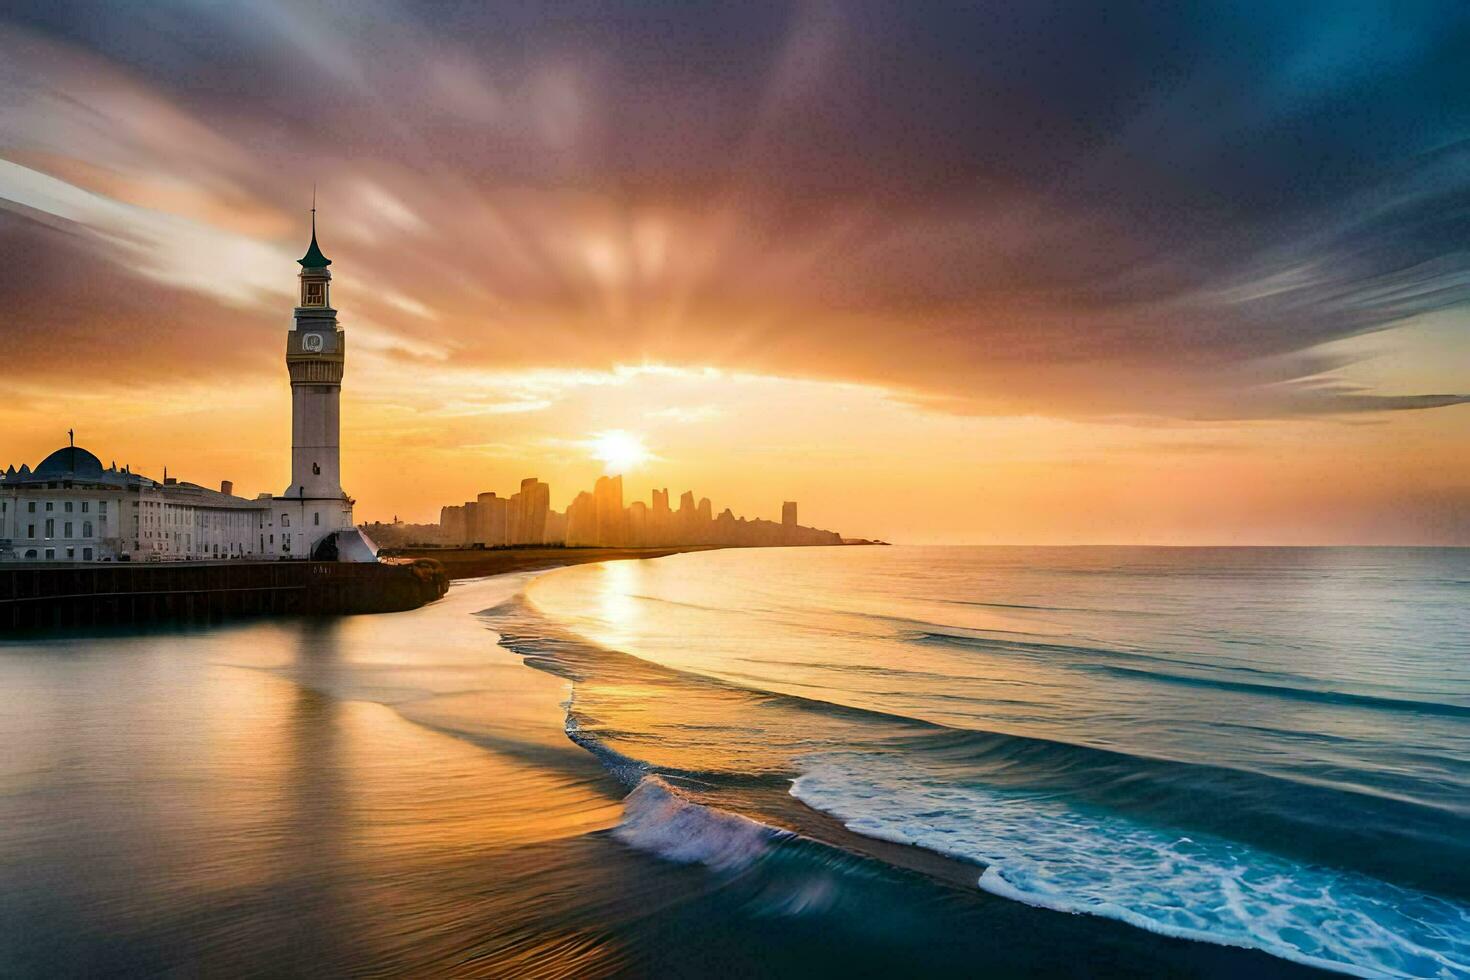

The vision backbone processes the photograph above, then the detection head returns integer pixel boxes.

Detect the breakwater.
[0,558,449,631]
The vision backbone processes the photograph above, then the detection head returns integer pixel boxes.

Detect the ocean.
[1,547,1466,977]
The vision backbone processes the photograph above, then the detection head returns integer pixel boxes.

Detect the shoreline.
[382,544,731,580]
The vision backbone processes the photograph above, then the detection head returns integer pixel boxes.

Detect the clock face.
[302,332,324,353]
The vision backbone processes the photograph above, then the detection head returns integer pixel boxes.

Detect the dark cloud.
[2,1,1469,418]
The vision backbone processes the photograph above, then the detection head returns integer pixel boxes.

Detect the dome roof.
[34,445,104,479]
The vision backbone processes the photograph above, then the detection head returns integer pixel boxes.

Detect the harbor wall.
[0,559,449,631]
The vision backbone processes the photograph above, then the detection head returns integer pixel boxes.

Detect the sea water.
[511,546,1470,977]
[2,547,1464,976]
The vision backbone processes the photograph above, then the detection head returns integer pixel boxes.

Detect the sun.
[590,429,652,474]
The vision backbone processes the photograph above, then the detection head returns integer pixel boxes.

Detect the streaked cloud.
[0,2,1465,542]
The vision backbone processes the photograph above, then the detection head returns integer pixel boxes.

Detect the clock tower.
[275,207,354,558]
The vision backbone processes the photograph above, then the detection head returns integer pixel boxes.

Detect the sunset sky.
[1,2,1467,544]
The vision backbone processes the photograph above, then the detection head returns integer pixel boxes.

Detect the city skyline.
[368,472,847,550]
[2,4,1468,544]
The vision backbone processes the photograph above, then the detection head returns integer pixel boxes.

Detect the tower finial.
[68,428,74,448]
[298,187,332,268]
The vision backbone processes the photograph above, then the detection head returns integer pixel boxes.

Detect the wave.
[614,775,785,872]
[793,752,1470,978]
[496,593,1469,893]
[1082,662,1470,718]
[937,597,1160,616]
[908,629,1470,717]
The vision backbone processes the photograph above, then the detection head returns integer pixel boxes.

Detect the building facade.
[0,446,269,562]
[1,213,369,563]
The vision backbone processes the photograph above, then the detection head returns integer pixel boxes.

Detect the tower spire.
[298,187,331,268]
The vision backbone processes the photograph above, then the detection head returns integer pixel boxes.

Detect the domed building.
[1,210,374,564]
[0,436,270,563]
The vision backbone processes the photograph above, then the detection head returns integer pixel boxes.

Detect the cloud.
[1,4,1469,421]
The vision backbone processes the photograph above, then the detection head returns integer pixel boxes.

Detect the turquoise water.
[510,546,1470,976]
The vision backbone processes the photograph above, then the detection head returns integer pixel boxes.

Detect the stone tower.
[275,208,353,558]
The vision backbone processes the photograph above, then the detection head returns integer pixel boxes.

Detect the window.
[27,524,34,539]
[303,281,325,306]
[64,501,73,513]
[44,519,54,538]
[314,512,320,526]
[27,501,35,513]
[65,547,74,559]
[82,501,90,513]
[83,548,93,560]
[99,501,107,515]
[44,548,54,560]
[45,502,52,512]
[63,522,72,537]
[283,534,291,553]
[282,514,290,527]
[24,549,36,559]
[83,521,93,537]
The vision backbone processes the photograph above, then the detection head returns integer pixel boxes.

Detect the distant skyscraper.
[477,492,508,545]
[594,475,625,546]
[518,478,550,544]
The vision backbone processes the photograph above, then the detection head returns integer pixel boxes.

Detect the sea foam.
[614,776,783,872]
[791,752,1470,978]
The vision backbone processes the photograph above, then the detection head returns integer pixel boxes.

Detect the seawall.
[0,558,449,631]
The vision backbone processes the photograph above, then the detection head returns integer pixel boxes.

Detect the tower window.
[303,281,326,306]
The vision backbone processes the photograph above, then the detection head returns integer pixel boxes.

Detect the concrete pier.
[0,559,448,631]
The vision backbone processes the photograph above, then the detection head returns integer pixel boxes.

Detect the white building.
[0,212,374,564]
[0,447,269,562]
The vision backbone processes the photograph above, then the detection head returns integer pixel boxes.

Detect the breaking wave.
[792,753,1470,978]
[613,776,784,872]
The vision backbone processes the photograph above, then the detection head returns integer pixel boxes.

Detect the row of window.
[20,547,94,560]
[20,500,106,514]
[22,520,99,539]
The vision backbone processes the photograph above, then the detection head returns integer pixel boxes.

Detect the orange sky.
[0,10,1467,544]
